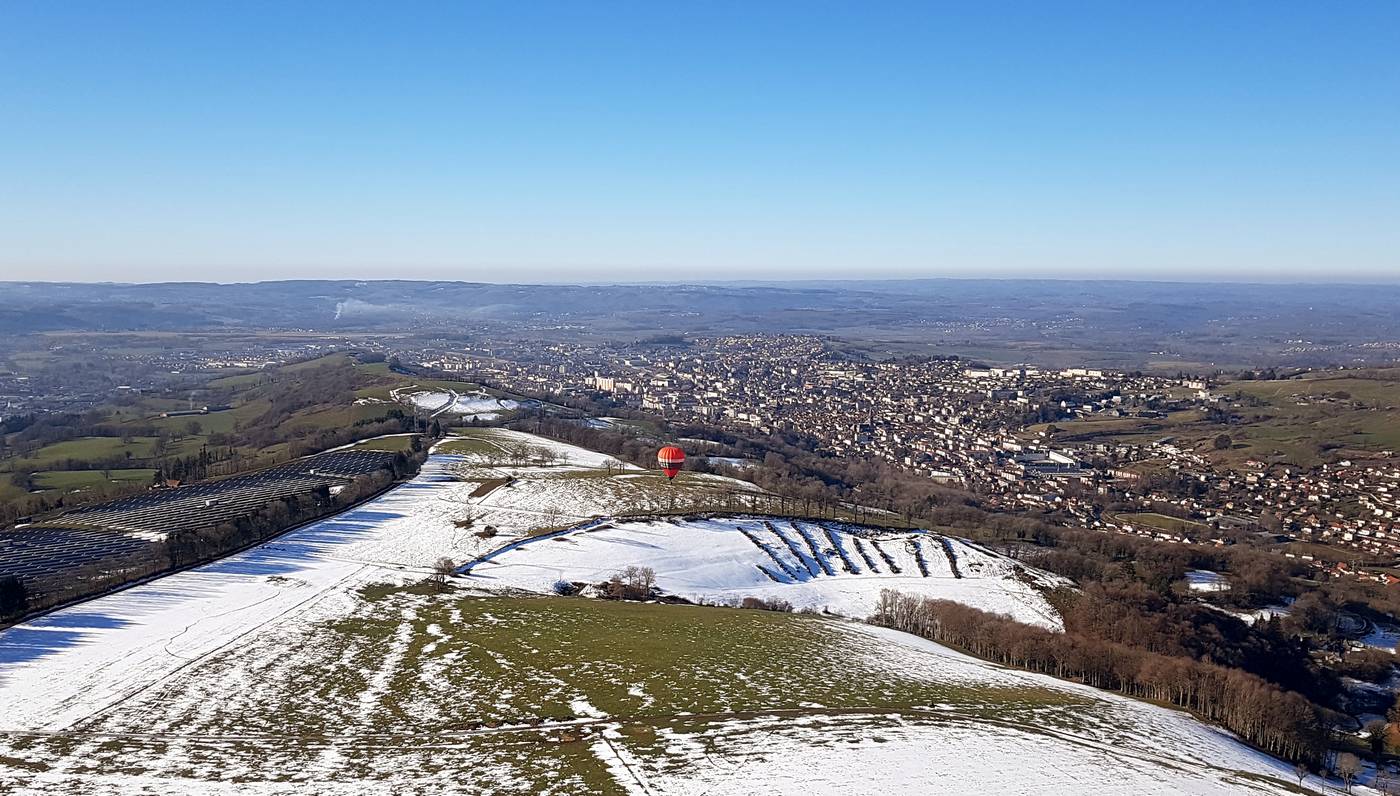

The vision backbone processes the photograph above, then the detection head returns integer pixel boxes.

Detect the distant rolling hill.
[5,278,1400,367]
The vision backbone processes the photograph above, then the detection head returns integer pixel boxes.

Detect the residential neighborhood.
[417,333,1400,573]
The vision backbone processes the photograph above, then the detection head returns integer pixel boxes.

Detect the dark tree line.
[1054,581,1337,705]
[165,469,393,567]
[0,414,38,435]
[0,575,26,618]
[0,412,98,455]
[927,503,1303,608]
[948,516,1348,703]
[872,591,1328,763]
[155,447,236,483]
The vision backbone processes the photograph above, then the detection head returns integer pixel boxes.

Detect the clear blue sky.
[2,1,1397,283]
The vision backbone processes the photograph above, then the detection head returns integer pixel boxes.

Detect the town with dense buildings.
[3,330,1397,582]
[412,333,1400,574]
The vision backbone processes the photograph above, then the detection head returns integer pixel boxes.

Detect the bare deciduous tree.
[1335,752,1362,793]
[622,565,656,595]
[1366,719,1388,763]
[431,557,456,591]
[603,566,657,600]
[501,441,531,467]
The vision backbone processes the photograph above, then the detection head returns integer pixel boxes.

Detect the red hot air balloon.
[657,446,685,480]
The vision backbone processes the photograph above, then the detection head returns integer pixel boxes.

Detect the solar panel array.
[1,449,399,588]
[0,527,158,583]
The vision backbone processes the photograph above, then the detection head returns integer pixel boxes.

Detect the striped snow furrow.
[820,524,860,575]
[852,536,881,573]
[791,522,836,577]
[940,537,965,579]
[738,526,803,583]
[870,539,900,573]
[766,521,820,579]
[908,538,931,577]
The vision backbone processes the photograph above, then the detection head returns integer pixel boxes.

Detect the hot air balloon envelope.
[657,446,685,480]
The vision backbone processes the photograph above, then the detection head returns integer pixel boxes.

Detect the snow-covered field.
[1186,569,1231,592]
[465,517,1068,628]
[0,431,630,735]
[0,429,1311,794]
[1361,621,1400,654]
[605,625,1308,796]
[705,455,758,470]
[391,386,520,420]
[1219,599,1293,626]
[578,416,628,429]
[0,453,477,732]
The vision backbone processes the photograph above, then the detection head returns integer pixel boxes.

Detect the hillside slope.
[466,516,1067,629]
[0,429,1311,794]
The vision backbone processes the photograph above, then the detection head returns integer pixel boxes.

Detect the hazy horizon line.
[5,275,1400,289]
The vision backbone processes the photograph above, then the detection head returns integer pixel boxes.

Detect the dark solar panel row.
[66,475,345,532]
[60,450,397,531]
[1,449,398,586]
[0,527,159,581]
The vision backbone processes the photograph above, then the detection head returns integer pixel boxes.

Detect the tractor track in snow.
[59,563,374,735]
[0,704,1285,785]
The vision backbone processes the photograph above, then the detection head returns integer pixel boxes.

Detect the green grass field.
[348,435,420,452]
[352,361,499,401]
[142,409,239,434]
[1234,368,1400,405]
[32,592,1078,793]
[32,468,157,491]
[1113,512,1207,535]
[1030,372,1400,470]
[366,594,1077,722]
[434,433,505,457]
[3,435,208,471]
[205,353,355,389]
[1226,373,1400,464]
[273,403,396,436]
[103,402,241,435]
